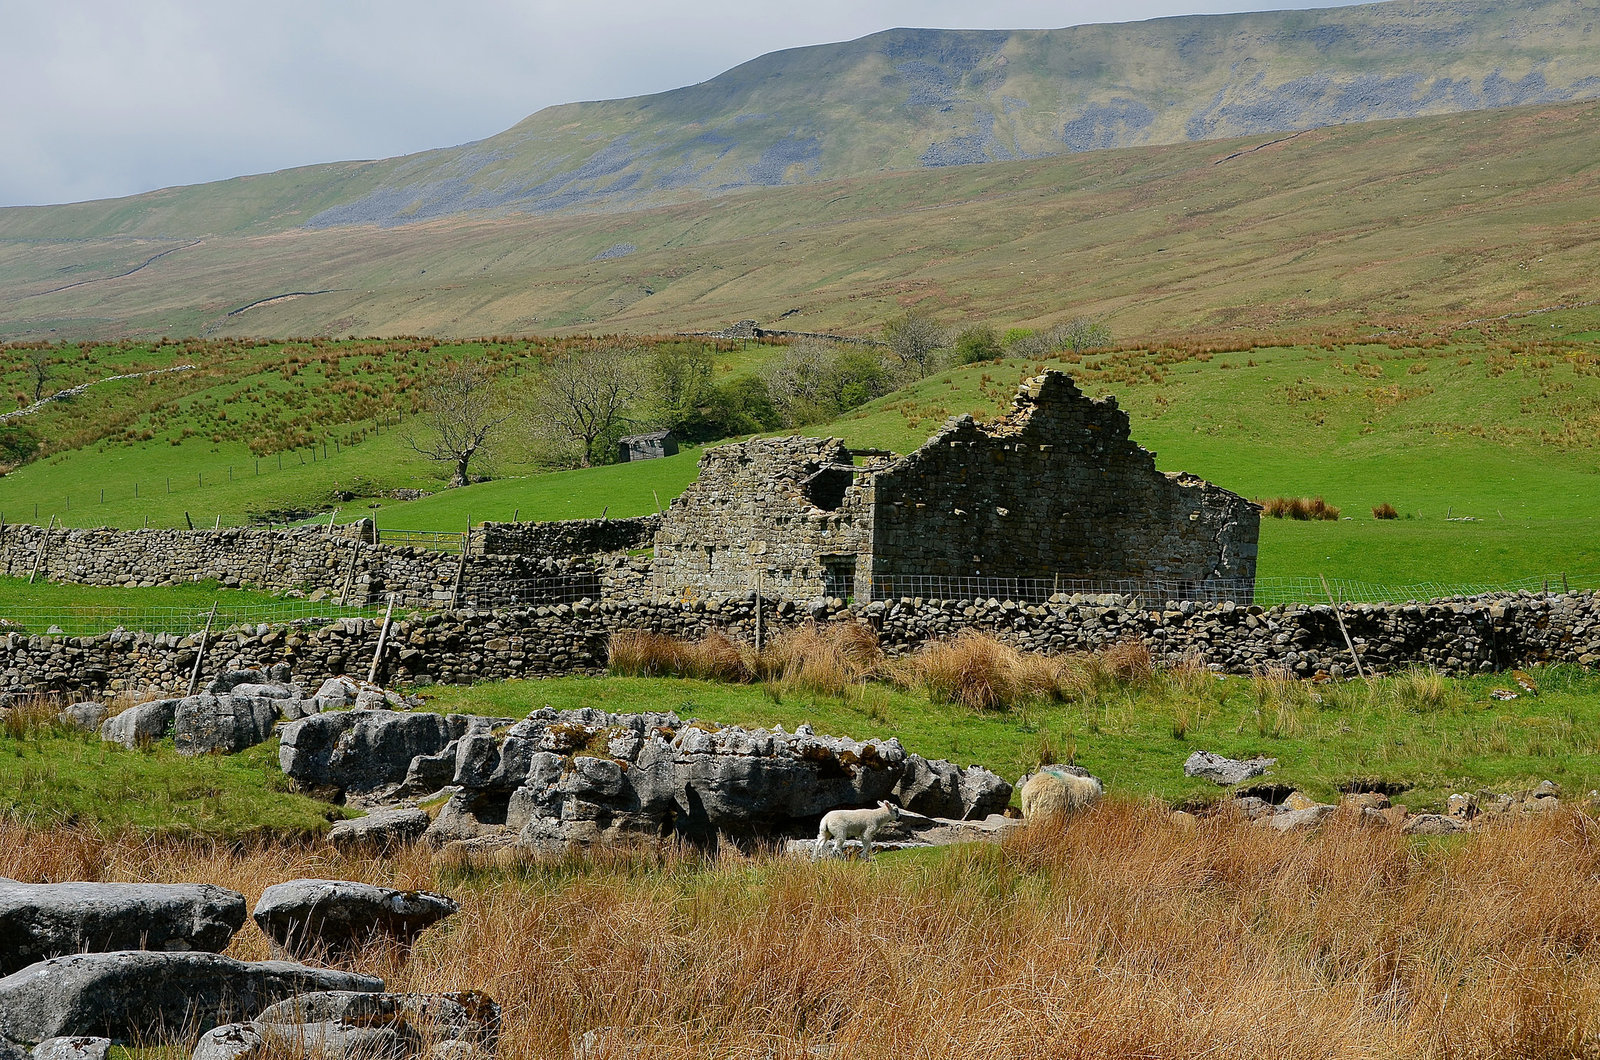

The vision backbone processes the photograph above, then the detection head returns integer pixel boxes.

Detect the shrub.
[1372,503,1399,520]
[1257,496,1341,521]
[756,621,882,697]
[913,631,1021,711]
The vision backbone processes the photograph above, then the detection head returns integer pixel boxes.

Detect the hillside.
[4,0,1597,242]
[1,95,1598,342]
[4,311,1599,590]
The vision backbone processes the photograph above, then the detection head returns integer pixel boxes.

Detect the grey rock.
[279,712,455,794]
[1402,813,1463,836]
[98,699,180,749]
[173,695,281,756]
[58,704,107,731]
[892,755,1012,819]
[252,880,458,957]
[0,881,246,976]
[327,808,430,854]
[1254,804,1336,832]
[205,670,267,695]
[227,683,302,701]
[31,1039,109,1060]
[191,1020,407,1060]
[0,951,381,1046]
[1231,795,1276,821]
[254,990,499,1048]
[1184,750,1277,786]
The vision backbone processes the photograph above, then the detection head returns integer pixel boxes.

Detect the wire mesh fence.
[868,572,1600,607]
[0,599,383,638]
[376,529,467,554]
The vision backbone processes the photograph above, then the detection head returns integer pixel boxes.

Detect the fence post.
[1320,574,1366,680]
[368,593,396,684]
[755,570,764,653]
[26,516,55,585]
[339,541,362,605]
[187,602,219,697]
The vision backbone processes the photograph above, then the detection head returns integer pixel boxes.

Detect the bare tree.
[26,350,51,403]
[529,342,642,467]
[407,361,511,488]
[882,310,948,378]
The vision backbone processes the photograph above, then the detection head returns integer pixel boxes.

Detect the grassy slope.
[413,666,1600,812]
[5,314,1600,586]
[1,99,1597,342]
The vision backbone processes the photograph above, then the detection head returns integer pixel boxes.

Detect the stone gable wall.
[871,373,1258,593]
[651,437,875,600]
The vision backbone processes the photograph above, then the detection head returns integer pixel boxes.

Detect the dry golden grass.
[1259,496,1342,521]
[756,621,885,697]
[8,804,1600,1058]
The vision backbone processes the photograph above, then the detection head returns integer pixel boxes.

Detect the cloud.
[0,0,1371,207]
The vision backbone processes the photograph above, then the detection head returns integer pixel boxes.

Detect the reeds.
[7,805,1600,1058]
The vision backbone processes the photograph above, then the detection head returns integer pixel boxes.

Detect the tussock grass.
[1260,495,1342,521]
[11,804,1600,1057]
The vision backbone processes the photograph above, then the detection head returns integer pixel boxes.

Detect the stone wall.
[0,521,639,611]
[871,373,1258,593]
[5,589,1598,697]
[473,516,659,558]
[651,438,876,600]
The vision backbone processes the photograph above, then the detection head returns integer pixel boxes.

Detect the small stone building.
[617,430,679,463]
[652,371,1260,602]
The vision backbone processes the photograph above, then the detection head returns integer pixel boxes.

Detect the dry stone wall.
[473,516,658,558]
[0,520,643,611]
[4,590,1598,697]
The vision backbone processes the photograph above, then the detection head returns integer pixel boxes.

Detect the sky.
[2,0,1373,209]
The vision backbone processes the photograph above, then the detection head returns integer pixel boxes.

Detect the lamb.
[1020,766,1103,826]
[814,800,901,860]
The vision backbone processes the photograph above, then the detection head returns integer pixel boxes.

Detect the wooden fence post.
[368,594,397,684]
[187,602,219,697]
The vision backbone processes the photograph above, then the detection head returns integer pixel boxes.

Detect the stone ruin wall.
[650,438,875,601]
[871,373,1259,594]
[473,516,659,558]
[5,589,1600,697]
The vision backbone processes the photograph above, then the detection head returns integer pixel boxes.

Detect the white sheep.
[1020,766,1103,826]
[813,800,901,860]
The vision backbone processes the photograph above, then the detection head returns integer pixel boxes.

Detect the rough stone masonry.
[651,371,1259,602]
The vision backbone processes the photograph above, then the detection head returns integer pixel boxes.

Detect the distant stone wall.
[5,589,1598,697]
[651,438,875,600]
[871,373,1259,592]
[0,521,638,611]
[474,516,659,559]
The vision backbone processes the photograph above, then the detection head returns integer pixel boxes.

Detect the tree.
[1055,316,1112,352]
[953,324,1002,364]
[25,350,51,403]
[407,361,511,488]
[882,310,948,378]
[764,340,893,428]
[529,342,642,467]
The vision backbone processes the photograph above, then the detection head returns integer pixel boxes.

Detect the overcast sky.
[2,0,1372,208]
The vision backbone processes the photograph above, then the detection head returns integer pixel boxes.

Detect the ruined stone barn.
[651,371,1260,602]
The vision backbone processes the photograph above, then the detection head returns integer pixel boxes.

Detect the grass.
[0,576,375,635]
[411,658,1600,814]
[0,707,340,838]
[10,804,1600,1058]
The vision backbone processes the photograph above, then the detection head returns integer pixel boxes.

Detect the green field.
[4,314,1599,590]
[5,662,1598,838]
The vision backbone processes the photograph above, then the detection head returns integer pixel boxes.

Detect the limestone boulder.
[0,881,246,976]
[0,951,381,1046]
[190,1021,405,1060]
[280,713,511,795]
[1254,804,1336,832]
[251,881,458,957]
[30,1039,109,1060]
[173,695,281,756]
[327,808,430,854]
[255,990,499,1050]
[1184,750,1277,786]
[57,704,107,732]
[98,699,180,749]
[892,755,1013,820]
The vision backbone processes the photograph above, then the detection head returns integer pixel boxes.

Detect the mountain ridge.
[4,0,1598,241]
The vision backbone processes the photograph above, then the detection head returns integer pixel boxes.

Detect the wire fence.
[0,599,383,638]
[868,572,1600,607]
[377,529,467,554]
[5,571,1597,637]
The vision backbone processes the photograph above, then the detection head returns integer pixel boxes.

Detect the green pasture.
[6,663,1599,838]
[3,317,1599,590]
